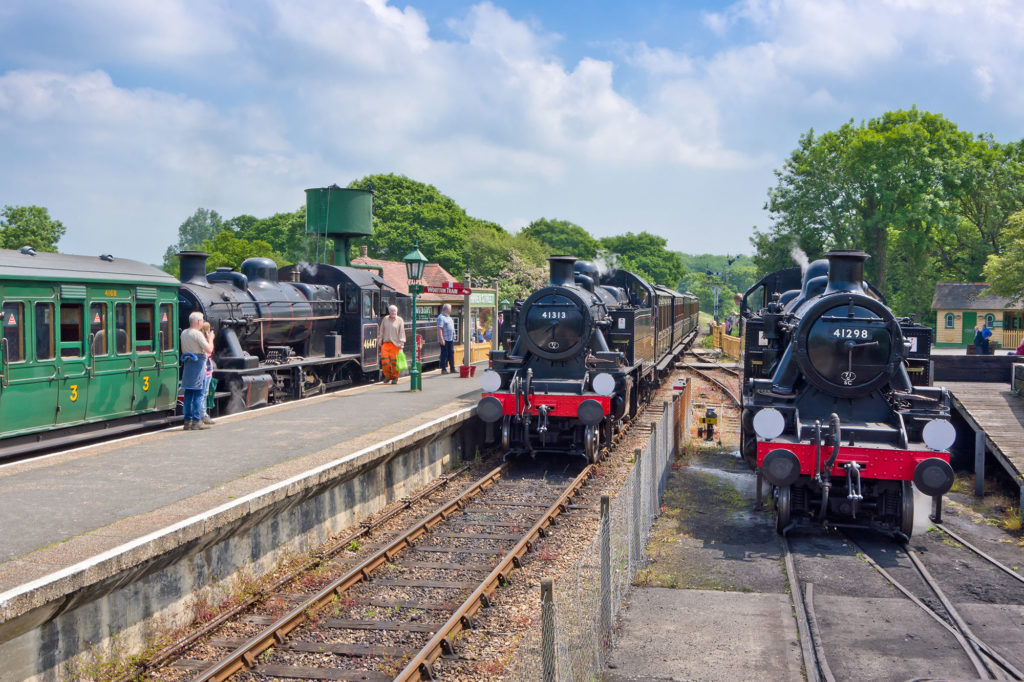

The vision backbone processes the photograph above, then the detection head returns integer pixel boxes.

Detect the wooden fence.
[711,323,742,360]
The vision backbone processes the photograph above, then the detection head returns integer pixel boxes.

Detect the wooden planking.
[942,382,1024,495]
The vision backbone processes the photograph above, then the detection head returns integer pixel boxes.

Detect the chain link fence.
[504,396,678,681]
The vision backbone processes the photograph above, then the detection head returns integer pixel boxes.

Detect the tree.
[162,208,225,270]
[983,209,1024,304]
[464,221,547,287]
[348,174,473,274]
[520,218,599,259]
[0,205,66,252]
[233,208,312,263]
[754,108,1021,321]
[600,232,687,287]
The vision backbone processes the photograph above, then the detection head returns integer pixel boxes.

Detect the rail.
[194,464,508,681]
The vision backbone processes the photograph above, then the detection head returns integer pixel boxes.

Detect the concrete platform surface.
[606,588,802,681]
[0,368,481,595]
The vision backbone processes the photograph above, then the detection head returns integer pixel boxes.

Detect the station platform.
[0,367,482,598]
[942,381,1024,509]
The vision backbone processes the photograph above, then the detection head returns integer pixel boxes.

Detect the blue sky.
[1,0,1023,265]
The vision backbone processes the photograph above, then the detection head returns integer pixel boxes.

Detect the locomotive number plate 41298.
[832,328,869,339]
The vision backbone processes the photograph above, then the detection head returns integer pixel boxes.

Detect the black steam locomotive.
[477,256,698,461]
[178,251,441,413]
[740,250,955,536]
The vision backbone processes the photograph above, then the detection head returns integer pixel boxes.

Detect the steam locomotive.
[178,251,441,413]
[740,250,955,537]
[476,256,698,461]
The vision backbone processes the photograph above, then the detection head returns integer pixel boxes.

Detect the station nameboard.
[423,283,472,296]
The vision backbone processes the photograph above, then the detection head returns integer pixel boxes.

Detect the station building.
[931,282,1024,350]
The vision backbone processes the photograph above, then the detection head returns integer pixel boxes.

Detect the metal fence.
[503,397,677,681]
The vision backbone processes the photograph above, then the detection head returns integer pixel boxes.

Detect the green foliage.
[755,108,1024,321]
[348,173,472,275]
[1,205,66,252]
[233,207,314,263]
[983,210,1024,304]
[465,220,548,301]
[161,208,226,270]
[600,232,687,287]
[521,218,599,259]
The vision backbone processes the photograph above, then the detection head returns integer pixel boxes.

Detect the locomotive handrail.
[0,337,8,388]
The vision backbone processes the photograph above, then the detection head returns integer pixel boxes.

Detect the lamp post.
[403,244,428,392]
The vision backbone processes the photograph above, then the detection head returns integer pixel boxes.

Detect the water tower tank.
[304,185,373,266]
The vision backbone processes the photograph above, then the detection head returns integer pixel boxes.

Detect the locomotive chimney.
[548,255,577,286]
[178,251,210,285]
[824,249,869,294]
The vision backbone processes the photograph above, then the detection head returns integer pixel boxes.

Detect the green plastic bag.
[396,350,408,372]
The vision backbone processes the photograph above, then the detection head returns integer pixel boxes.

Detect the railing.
[711,322,742,359]
[453,341,493,365]
[504,395,683,680]
[1002,328,1023,350]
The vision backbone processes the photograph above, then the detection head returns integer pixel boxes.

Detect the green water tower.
[305,185,373,266]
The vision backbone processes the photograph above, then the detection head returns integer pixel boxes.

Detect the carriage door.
[56,295,89,425]
[88,298,134,419]
[153,302,178,410]
[0,298,58,433]
[132,300,158,411]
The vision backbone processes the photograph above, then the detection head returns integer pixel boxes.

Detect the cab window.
[115,302,130,354]
[136,304,154,352]
[344,284,359,313]
[35,303,55,360]
[90,303,108,357]
[159,304,173,350]
[362,291,373,319]
[59,304,84,358]
[2,302,25,362]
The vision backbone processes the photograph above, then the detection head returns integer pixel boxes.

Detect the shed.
[931,282,1023,349]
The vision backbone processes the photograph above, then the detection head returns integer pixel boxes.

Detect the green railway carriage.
[0,248,180,449]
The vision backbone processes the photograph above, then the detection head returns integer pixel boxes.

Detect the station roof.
[931,282,1022,311]
[352,255,462,303]
[0,248,179,286]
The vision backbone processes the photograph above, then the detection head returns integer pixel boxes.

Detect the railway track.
[155,461,593,681]
[784,528,1024,682]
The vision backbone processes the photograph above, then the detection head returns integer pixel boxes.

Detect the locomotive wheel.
[775,486,792,535]
[584,425,598,463]
[900,481,915,538]
[501,417,511,450]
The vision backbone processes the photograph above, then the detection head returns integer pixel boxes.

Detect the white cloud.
[3,0,1024,264]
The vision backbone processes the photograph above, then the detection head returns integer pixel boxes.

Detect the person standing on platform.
[437,303,456,374]
[379,305,405,384]
[981,321,992,355]
[199,322,216,425]
[973,324,984,355]
[180,312,214,430]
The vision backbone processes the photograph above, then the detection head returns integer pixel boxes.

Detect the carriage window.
[90,303,108,357]
[136,304,154,351]
[944,313,954,329]
[59,304,84,358]
[159,304,173,350]
[115,302,130,354]
[2,303,24,362]
[362,291,373,318]
[35,303,55,360]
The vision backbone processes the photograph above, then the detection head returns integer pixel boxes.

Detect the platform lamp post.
[403,244,429,392]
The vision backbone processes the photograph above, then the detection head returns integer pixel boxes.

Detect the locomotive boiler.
[740,250,955,536]
[477,256,698,461]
